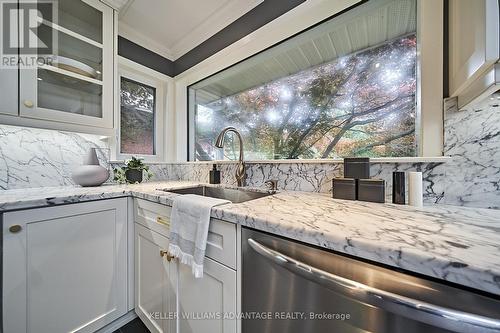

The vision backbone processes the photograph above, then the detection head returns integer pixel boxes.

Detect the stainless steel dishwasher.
[242,227,500,333]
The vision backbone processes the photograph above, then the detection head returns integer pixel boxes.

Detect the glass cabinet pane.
[38,0,103,44]
[37,22,103,80]
[18,0,113,131]
[37,68,102,118]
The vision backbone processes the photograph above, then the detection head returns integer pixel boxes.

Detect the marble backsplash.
[1,103,499,209]
[148,161,446,204]
[0,123,444,204]
[0,125,110,190]
[443,99,500,209]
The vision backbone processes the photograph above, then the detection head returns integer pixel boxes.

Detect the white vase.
[72,148,109,187]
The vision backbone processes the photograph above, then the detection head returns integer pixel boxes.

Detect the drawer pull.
[156,216,170,226]
[9,225,22,233]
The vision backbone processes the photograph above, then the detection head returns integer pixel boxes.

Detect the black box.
[344,158,370,179]
[358,179,385,203]
[392,172,406,204]
[332,178,357,200]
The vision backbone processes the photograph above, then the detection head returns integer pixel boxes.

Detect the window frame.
[115,57,168,163]
[181,0,444,161]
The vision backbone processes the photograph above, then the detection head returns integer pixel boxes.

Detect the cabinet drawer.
[206,219,236,270]
[134,199,236,269]
[134,199,171,237]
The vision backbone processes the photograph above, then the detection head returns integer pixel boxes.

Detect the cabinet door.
[19,0,114,128]
[135,223,177,333]
[449,0,499,97]
[0,2,18,117]
[3,198,128,333]
[0,68,18,116]
[178,258,237,333]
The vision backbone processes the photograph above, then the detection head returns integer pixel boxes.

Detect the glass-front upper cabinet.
[19,0,114,130]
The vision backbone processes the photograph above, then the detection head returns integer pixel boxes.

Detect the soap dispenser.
[209,164,221,184]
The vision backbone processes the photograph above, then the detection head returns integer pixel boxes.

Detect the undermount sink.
[162,186,272,204]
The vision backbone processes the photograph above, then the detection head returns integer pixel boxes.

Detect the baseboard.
[95,310,137,333]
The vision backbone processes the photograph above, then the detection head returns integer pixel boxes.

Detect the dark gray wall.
[118,0,305,77]
[118,37,175,77]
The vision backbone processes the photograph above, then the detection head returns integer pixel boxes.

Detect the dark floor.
[113,318,150,333]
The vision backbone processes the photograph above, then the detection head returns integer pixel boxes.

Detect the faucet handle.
[264,179,278,193]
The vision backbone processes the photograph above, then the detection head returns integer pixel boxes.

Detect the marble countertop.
[1,181,499,296]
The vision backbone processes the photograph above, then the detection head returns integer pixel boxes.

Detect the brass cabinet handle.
[9,225,22,233]
[156,216,170,226]
[160,250,175,262]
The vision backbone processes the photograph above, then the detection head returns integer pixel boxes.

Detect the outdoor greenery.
[120,78,155,155]
[194,35,417,160]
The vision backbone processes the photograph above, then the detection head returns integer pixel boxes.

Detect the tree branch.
[352,128,415,155]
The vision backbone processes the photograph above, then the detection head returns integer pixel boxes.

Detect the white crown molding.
[169,0,263,60]
[100,0,130,11]
[118,21,175,60]
[116,0,134,17]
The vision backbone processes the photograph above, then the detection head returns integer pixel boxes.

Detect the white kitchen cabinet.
[135,223,177,333]
[2,198,128,333]
[0,68,18,116]
[177,257,237,333]
[448,0,499,108]
[133,199,239,333]
[17,0,114,132]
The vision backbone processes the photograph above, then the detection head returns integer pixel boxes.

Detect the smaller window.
[120,77,156,155]
[116,59,167,162]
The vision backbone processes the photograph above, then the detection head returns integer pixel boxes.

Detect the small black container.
[344,158,370,179]
[358,179,385,203]
[125,169,143,183]
[392,172,406,204]
[209,164,221,184]
[332,178,357,200]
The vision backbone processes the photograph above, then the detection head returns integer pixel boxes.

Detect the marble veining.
[210,191,500,295]
[0,125,110,190]
[444,101,500,209]
[0,181,499,296]
[163,161,445,204]
[1,114,499,210]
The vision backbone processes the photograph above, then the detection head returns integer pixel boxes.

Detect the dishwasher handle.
[248,238,500,333]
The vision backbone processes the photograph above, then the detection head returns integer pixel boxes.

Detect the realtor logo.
[1,0,57,68]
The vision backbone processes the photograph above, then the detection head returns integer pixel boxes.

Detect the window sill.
[192,157,451,164]
[110,157,451,165]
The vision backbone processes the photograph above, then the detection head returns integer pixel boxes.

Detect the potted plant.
[113,157,153,184]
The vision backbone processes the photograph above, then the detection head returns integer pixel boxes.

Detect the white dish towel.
[168,194,230,278]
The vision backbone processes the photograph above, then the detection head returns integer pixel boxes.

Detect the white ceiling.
[118,0,263,60]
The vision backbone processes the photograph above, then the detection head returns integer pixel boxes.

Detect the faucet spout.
[215,127,246,186]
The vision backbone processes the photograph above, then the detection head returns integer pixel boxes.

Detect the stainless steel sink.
[163,186,272,203]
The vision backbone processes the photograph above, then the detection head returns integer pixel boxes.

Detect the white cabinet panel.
[133,201,239,333]
[206,219,237,270]
[449,0,499,107]
[134,198,172,237]
[133,199,237,268]
[3,198,128,333]
[0,67,18,116]
[0,8,18,117]
[135,223,177,333]
[178,257,237,333]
